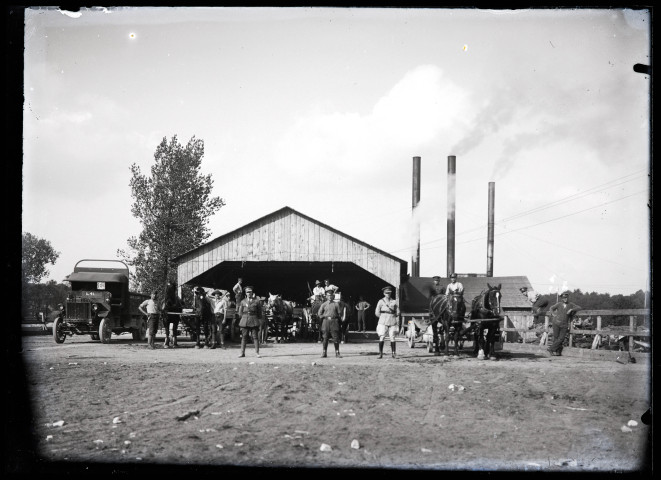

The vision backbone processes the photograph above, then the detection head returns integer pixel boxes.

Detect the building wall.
[177,209,404,288]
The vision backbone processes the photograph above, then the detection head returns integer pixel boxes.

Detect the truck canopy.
[65,272,129,283]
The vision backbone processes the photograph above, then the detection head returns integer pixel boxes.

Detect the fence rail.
[501,308,651,353]
[401,309,651,354]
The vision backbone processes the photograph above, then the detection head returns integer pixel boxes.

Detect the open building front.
[173,207,408,330]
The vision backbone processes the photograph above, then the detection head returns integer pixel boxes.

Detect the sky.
[22,6,651,296]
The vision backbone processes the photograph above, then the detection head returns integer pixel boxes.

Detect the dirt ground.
[7,331,652,474]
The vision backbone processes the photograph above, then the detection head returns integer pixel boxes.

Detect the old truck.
[52,259,149,344]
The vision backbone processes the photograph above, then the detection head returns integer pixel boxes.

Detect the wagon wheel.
[99,318,112,344]
[132,318,147,341]
[53,317,66,344]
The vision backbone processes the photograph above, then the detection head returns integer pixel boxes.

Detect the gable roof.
[400,275,533,312]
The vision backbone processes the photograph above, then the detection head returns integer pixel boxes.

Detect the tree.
[118,135,225,295]
[21,232,60,284]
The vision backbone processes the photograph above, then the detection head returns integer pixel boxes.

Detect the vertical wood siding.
[177,210,404,287]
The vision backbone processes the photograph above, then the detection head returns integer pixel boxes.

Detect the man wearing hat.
[312,280,325,301]
[317,289,344,358]
[193,287,214,349]
[519,286,549,322]
[429,276,445,299]
[375,286,400,359]
[208,289,230,349]
[445,273,464,296]
[237,286,263,358]
[547,291,582,356]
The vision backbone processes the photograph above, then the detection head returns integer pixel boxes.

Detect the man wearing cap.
[237,286,263,358]
[375,286,400,359]
[520,286,549,322]
[139,290,161,350]
[445,273,464,296]
[429,276,445,298]
[193,287,214,349]
[317,290,344,358]
[547,291,582,356]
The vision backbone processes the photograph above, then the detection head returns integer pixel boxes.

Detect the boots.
[335,343,341,358]
[147,334,155,349]
[163,336,170,349]
[378,341,384,359]
[321,339,328,358]
[391,342,396,358]
[254,337,261,358]
[239,335,246,357]
[172,336,178,348]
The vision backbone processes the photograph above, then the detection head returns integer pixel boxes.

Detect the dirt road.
[8,333,652,473]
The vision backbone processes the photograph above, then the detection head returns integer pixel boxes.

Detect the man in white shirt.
[445,273,464,295]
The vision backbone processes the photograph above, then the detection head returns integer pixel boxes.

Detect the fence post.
[629,316,636,353]
[596,315,602,331]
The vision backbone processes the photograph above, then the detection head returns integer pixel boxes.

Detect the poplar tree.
[118,135,225,294]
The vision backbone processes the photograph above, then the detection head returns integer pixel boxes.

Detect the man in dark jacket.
[237,286,263,358]
[547,290,582,356]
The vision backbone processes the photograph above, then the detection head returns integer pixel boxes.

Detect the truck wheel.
[53,317,66,344]
[132,319,147,341]
[99,318,112,344]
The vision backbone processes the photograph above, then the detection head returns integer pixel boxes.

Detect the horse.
[267,293,294,343]
[304,294,324,342]
[160,283,183,347]
[428,293,449,356]
[443,293,470,356]
[470,283,503,360]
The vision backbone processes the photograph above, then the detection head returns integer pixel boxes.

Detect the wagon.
[52,259,148,344]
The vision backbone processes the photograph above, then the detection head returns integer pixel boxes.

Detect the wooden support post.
[591,334,601,350]
[596,316,602,331]
[629,316,636,352]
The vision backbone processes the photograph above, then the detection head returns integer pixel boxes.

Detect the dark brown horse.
[267,293,294,343]
[444,293,469,356]
[428,294,449,356]
[470,283,503,360]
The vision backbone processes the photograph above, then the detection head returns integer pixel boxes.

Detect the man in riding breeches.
[375,286,399,359]
[318,290,343,358]
[237,286,262,358]
[547,290,581,356]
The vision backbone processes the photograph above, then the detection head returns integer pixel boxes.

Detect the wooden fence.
[401,309,650,354]
[502,309,651,353]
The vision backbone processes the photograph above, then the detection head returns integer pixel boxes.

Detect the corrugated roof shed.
[400,276,533,313]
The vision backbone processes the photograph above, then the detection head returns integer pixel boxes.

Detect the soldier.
[375,286,399,359]
[547,290,582,356]
[317,290,343,358]
[430,275,445,298]
[237,286,262,358]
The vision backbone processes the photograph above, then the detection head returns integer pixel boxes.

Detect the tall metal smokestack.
[411,156,421,277]
[486,181,495,277]
[447,155,456,277]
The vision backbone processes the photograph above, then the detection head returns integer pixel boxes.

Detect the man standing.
[547,291,582,356]
[232,277,244,339]
[193,287,214,349]
[445,273,464,296]
[355,296,371,333]
[237,286,262,358]
[209,290,229,349]
[139,290,160,350]
[520,286,549,322]
[375,286,399,359]
[317,290,344,358]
